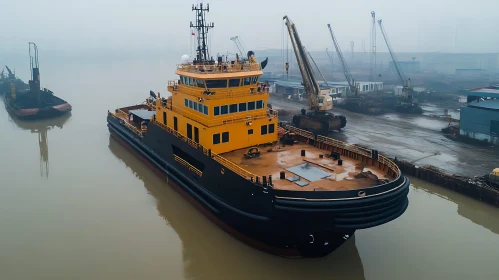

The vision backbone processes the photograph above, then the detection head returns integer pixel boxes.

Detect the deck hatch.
[286,163,332,182]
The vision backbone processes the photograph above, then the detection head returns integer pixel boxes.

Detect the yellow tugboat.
[107,3,410,258]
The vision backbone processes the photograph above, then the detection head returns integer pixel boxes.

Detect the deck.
[221,143,393,191]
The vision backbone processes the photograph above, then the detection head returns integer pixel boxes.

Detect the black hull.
[107,115,409,258]
[3,94,72,120]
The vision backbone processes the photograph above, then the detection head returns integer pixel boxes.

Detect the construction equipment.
[327,24,359,98]
[5,65,15,79]
[378,19,422,114]
[230,36,246,58]
[283,15,346,133]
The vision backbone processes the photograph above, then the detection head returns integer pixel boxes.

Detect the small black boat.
[3,43,71,120]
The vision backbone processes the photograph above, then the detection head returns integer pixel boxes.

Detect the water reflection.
[108,136,366,280]
[412,177,499,235]
[8,114,71,178]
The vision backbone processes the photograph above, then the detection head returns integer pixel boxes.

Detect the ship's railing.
[165,104,277,127]
[281,124,315,141]
[174,154,203,176]
[378,155,400,177]
[152,119,261,183]
[111,110,143,136]
[211,153,260,181]
[168,83,269,100]
[176,62,261,74]
[153,120,200,149]
[317,135,372,158]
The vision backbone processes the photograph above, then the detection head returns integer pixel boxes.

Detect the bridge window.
[269,124,275,134]
[185,99,208,116]
[213,133,221,144]
[243,77,251,86]
[197,79,205,88]
[256,100,264,109]
[221,105,228,115]
[248,101,255,110]
[214,106,220,116]
[261,125,268,135]
[229,79,241,87]
[239,102,247,112]
[251,76,258,84]
[229,104,238,113]
[206,79,227,88]
[222,132,229,143]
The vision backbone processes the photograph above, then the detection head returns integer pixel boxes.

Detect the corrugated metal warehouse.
[460,87,499,144]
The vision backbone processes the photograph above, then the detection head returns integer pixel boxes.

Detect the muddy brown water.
[1,56,498,279]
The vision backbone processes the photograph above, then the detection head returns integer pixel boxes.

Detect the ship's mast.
[190,3,214,63]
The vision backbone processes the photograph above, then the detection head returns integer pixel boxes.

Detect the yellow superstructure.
[155,61,278,154]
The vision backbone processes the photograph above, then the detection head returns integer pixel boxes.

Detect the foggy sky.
[1,0,498,56]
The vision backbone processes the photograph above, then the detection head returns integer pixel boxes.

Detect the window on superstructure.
[256,100,264,109]
[214,106,220,116]
[193,102,198,111]
[229,79,241,87]
[187,123,193,139]
[229,104,238,113]
[194,127,199,143]
[239,102,247,112]
[205,80,227,88]
[222,132,229,143]
[248,129,253,135]
[221,105,228,115]
[213,133,221,144]
[197,103,204,113]
[261,125,268,135]
[248,101,255,110]
[269,124,275,134]
[188,100,193,109]
[174,117,178,131]
[243,77,251,86]
[251,76,258,84]
[184,99,188,107]
[197,79,205,88]
[180,76,185,84]
[203,105,208,115]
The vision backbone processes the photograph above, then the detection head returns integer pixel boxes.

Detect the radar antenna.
[190,3,214,63]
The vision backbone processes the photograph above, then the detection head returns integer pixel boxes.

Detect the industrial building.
[459,86,499,144]
[273,80,383,100]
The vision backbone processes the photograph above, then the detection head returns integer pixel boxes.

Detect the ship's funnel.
[260,57,269,70]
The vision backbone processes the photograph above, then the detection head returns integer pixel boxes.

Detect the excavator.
[327,24,383,115]
[283,15,346,133]
[378,19,423,114]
